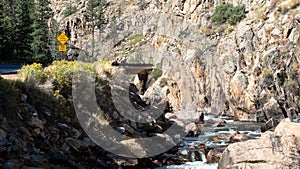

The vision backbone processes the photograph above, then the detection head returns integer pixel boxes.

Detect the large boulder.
[263,97,286,121]
[218,119,300,169]
[229,71,257,121]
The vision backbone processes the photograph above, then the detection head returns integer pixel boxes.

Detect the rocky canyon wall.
[50,0,300,122]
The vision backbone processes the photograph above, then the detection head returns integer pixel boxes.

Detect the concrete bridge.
[116,63,153,74]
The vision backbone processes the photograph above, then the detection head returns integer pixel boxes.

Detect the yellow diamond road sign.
[57,33,69,44]
[59,44,67,52]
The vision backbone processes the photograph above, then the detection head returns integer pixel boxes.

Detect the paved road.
[0,64,22,75]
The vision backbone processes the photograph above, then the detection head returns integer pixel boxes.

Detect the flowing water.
[156,115,264,169]
[156,161,218,169]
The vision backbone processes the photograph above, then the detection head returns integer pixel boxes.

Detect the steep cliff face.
[213,1,300,121]
[50,0,300,122]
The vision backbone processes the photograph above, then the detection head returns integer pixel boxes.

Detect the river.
[156,115,263,169]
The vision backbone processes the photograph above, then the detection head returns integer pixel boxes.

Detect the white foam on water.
[224,119,234,123]
[154,161,218,169]
[203,115,216,121]
[154,152,218,169]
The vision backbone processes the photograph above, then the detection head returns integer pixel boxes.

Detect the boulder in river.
[218,119,300,169]
[206,149,223,163]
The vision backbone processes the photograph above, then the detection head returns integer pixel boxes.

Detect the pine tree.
[31,0,52,61]
[48,18,60,60]
[0,0,4,58]
[14,0,34,60]
[84,0,106,57]
[0,0,14,59]
[96,0,106,32]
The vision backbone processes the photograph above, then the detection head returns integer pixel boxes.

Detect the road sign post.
[57,33,69,45]
[57,33,69,60]
[59,44,67,52]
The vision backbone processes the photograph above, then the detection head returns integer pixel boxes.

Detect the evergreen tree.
[96,0,106,32]
[14,0,34,60]
[0,0,14,59]
[0,0,5,57]
[0,0,58,62]
[48,18,60,60]
[31,0,52,61]
[84,0,106,57]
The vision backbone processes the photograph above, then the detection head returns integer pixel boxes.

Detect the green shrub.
[261,68,272,77]
[211,3,232,24]
[227,86,231,96]
[45,60,95,97]
[18,60,112,98]
[283,79,298,94]
[151,68,163,80]
[179,30,190,38]
[64,6,78,17]
[129,34,144,45]
[18,63,48,84]
[212,3,246,25]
